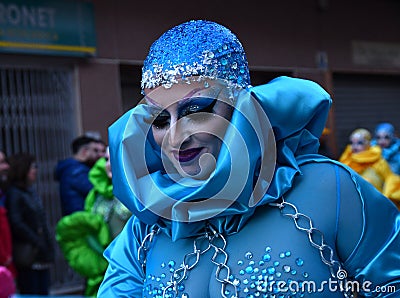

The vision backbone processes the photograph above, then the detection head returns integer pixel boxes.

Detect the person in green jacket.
[56,148,131,296]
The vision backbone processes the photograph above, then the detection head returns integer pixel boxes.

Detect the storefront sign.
[0,0,96,57]
[353,41,400,68]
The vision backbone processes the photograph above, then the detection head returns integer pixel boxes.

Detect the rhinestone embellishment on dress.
[143,245,310,298]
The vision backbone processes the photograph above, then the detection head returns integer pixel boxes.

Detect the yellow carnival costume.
[340,145,400,207]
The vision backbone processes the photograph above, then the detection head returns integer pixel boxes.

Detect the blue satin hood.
[108,76,331,240]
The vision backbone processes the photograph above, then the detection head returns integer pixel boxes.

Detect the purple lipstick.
[177,148,203,162]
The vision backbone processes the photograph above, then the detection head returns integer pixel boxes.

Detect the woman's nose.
[167,117,191,148]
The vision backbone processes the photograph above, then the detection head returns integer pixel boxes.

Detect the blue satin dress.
[98,77,400,297]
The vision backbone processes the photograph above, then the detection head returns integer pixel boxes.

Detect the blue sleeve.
[97,216,149,297]
[337,167,400,297]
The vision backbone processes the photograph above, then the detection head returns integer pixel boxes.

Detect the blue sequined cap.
[141,20,251,91]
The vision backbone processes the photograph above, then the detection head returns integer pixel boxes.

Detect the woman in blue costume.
[98,20,400,297]
[372,123,400,175]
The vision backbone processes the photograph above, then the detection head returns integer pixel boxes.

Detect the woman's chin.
[176,163,215,180]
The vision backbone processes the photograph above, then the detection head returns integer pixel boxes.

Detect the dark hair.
[7,153,35,189]
[71,135,97,154]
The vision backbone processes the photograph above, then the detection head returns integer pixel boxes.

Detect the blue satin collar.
[382,139,400,160]
[108,76,331,241]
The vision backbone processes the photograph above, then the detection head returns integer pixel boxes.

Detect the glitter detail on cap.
[141,20,251,92]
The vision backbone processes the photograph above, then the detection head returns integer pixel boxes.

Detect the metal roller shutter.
[333,74,400,156]
[0,66,84,292]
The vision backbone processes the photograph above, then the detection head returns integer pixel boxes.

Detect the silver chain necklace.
[137,197,354,298]
[138,224,238,298]
[137,226,160,273]
[269,196,354,298]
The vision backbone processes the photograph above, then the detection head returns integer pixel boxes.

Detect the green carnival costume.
[56,157,131,296]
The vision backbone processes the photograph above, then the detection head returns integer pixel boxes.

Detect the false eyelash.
[179,97,217,118]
